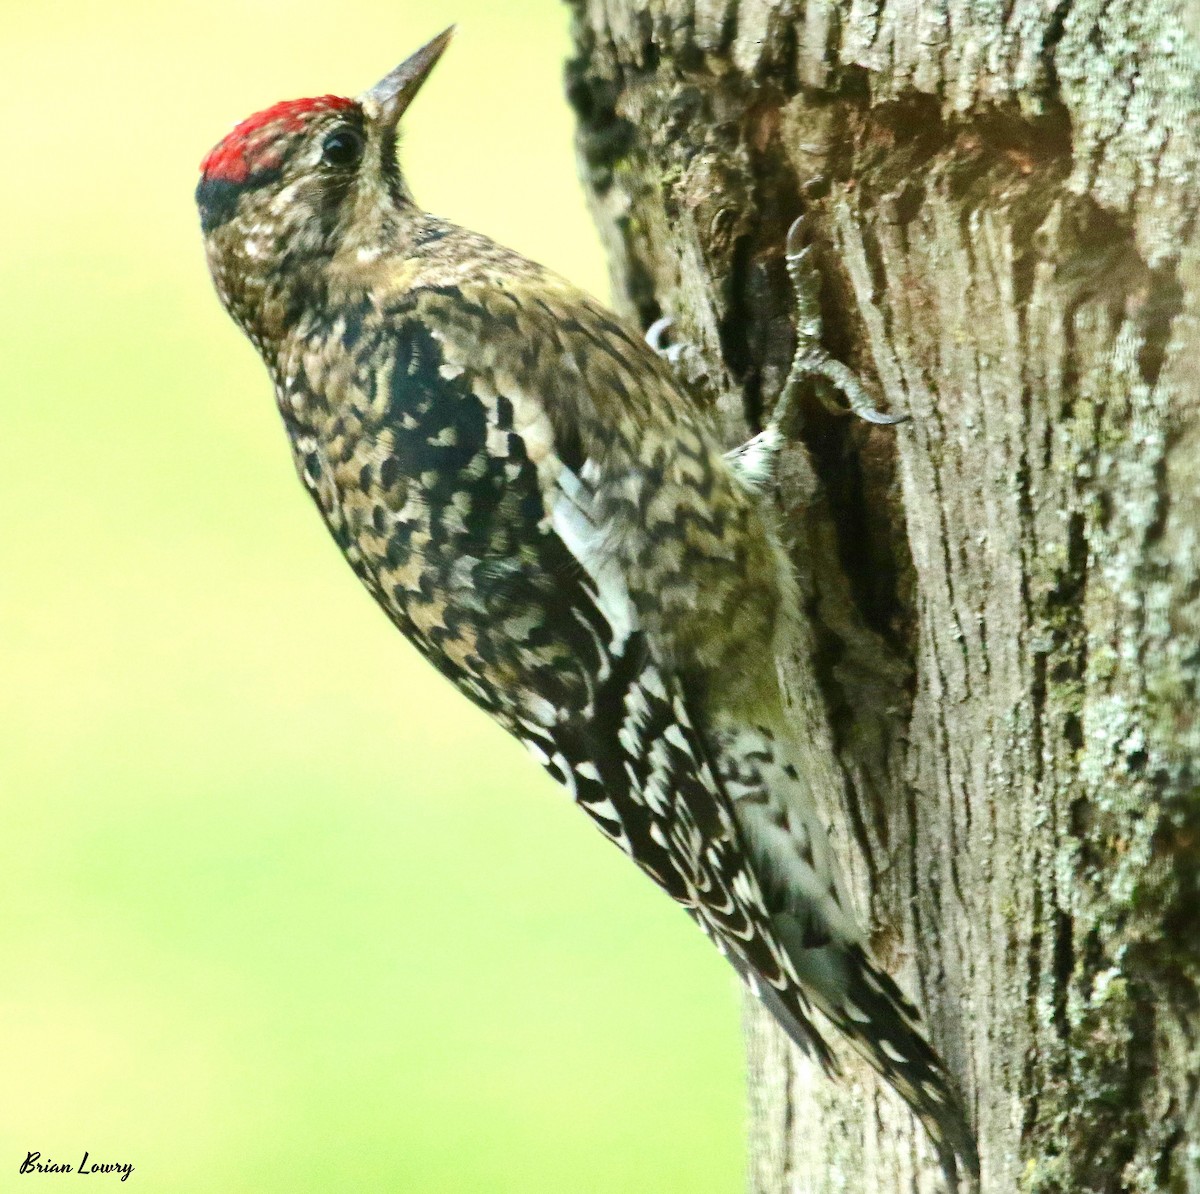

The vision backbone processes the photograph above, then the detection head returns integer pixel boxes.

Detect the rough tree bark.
[562,2,1200,1191]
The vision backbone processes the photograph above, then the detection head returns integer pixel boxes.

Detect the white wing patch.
[550,464,638,652]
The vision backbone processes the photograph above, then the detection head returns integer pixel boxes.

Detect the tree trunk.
[562,2,1200,1190]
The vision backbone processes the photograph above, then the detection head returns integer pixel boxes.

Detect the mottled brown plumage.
[196,30,976,1188]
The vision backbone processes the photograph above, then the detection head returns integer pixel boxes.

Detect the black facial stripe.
[195,168,282,235]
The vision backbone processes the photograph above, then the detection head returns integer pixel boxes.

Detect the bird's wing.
[296,281,838,1068]
[528,460,839,1073]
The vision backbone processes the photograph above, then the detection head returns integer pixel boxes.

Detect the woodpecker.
[197,29,977,1187]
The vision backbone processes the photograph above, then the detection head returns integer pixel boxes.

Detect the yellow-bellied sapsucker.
[197,30,977,1187]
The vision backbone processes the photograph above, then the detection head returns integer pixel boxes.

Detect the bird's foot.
[769,215,909,435]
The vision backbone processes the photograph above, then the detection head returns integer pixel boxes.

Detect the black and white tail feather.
[528,460,978,1191]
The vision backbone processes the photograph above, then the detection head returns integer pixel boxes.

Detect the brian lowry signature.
[20,1153,134,1182]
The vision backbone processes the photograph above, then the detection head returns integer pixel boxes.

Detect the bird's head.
[196,29,452,337]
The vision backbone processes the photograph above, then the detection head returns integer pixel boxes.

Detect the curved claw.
[817,386,912,426]
[645,315,674,352]
[785,214,810,259]
[645,315,685,363]
[850,405,912,426]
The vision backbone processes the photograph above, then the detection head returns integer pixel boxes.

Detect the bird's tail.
[708,716,977,1188]
[781,931,979,1191]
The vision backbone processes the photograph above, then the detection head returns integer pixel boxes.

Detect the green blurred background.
[0,1,743,1190]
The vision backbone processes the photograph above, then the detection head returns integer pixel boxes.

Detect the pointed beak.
[359,27,454,129]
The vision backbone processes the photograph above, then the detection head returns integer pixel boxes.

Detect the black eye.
[321,127,363,167]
